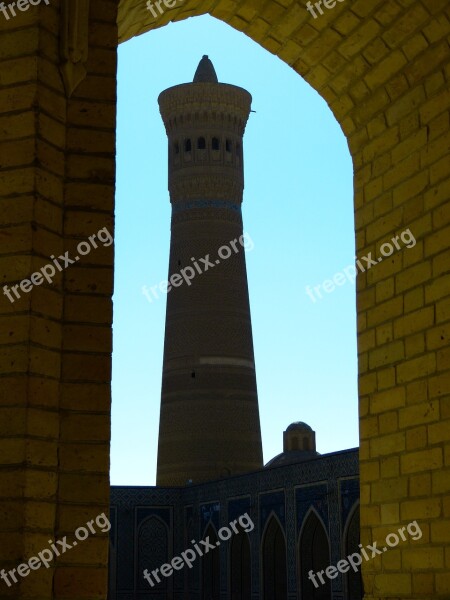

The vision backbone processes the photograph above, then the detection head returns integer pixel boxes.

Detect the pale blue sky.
[111,14,358,486]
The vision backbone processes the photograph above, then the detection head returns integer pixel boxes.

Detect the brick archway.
[0,1,449,599]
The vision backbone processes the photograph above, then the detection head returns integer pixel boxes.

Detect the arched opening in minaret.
[111,13,355,487]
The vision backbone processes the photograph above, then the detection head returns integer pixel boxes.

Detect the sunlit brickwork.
[0,0,449,598]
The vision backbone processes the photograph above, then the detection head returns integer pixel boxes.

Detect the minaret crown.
[158,57,253,205]
[193,55,218,83]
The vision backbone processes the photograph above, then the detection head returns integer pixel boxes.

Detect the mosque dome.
[286,421,313,432]
[265,421,318,469]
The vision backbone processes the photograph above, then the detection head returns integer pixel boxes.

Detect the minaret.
[156,56,263,486]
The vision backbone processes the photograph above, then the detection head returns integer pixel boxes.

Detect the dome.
[264,449,319,469]
[193,55,218,83]
[264,421,318,468]
[286,421,313,432]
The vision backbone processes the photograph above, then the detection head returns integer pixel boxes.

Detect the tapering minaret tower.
[156,56,263,486]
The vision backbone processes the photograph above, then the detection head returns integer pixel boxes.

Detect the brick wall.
[0,0,449,598]
[0,1,117,598]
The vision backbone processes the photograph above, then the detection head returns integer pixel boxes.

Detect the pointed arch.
[344,502,363,600]
[299,507,331,600]
[202,522,220,600]
[261,512,287,600]
[136,515,168,591]
[229,528,251,599]
[185,517,195,595]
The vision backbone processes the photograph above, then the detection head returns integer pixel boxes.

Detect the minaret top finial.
[193,55,218,83]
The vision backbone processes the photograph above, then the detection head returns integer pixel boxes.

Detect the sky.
[111,13,357,486]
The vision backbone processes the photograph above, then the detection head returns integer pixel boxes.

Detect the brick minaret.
[156,56,263,486]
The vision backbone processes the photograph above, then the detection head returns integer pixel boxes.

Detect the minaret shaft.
[156,57,263,486]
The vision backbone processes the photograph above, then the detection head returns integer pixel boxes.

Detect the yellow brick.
[402,547,444,569]
[425,177,450,211]
[412,572,434,595]
[363,126,400,163]
[401,497,441,521]
[381,456,400,478]
[379,411,398,434]
[376,323,393,345]
[369,340,404,369]
[59,444,109,473]
[396,353,436,384]
[433,247,450,277]
[428,419,450,444]
[367,296,403,327]
[24,502,56,531]
[359,373,377,395]
[382,547,401,570]
[373,573,411,595]
[429,371,450,399]
[384,150,420,189]
[431,156,450,185]
[399,400,440,429]
[404,287,424,313]
[409,473,431,497]
[393,170,428,205]
[430,519,450,543]
[0,439,25,464]
[436,573,450,595]
[361,504,380,526]
[426,322,450,350]
[396,260,432,293]
[371,386,405,414]
[360,483,371,505]
[405,333,425,356]
[380,503,399,525]
[60,415,110,442]
[360,460,380,482]
[360,416,379,439]
[372,476,408,503]
[25,471,58,500]
[365,50,407,90]
[432,469,450,494]
[377,367,396,390]
[401,447,443,474]
[359,395,369,416]
[371,431,405,457]
[406,426,427,451]
[394,307,434,338]
[420,87,450,123]
[375,278,395,303]
[444,496,450,517]
[25,439,57,469]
